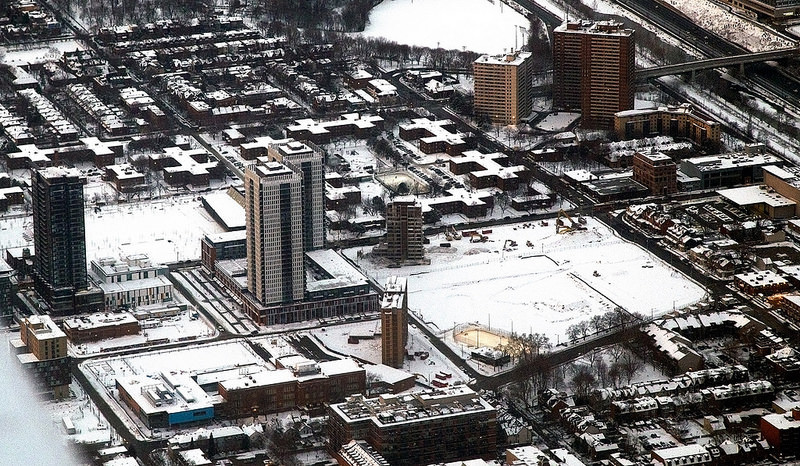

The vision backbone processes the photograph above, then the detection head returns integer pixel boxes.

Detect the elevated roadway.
[637,47,800,80]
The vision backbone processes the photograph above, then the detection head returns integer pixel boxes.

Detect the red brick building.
[553,21,635,130]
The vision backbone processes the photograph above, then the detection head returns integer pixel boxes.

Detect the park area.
[344,216,707,343]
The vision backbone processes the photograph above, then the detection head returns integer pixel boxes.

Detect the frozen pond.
[361,0,529,54]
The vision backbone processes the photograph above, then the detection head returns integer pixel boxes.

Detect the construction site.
[346,215,707,342]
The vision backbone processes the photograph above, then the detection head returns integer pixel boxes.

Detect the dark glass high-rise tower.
[32,167,89,314]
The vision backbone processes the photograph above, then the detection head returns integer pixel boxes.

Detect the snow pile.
[361,0,529,53]
[665,0,795,52]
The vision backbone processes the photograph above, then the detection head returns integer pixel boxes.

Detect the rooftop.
[682,152,781,172]
[116,372,213,416]
[718,185,795,208]
[555,20,633,37]
[62,312,139,331]
[330,386,494,427]
[305,249,370,293]
[474,50,532,66]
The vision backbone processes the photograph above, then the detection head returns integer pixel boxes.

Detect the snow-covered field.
[362,0,529,53]
[2,40,84,65]
[0,194,226,266]
[345,217,706,342]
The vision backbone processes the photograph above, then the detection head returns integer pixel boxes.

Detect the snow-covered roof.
[39,166,82,180]
[319,358,363,376]
[682,152,781,172]
[287,113,383,135]
[218,368,296,391]
[331,386,494,427]
[98,275,172,294]
[717,185,794,208]
[204,230,246,245]
[103,457,139,466]
[554,20,633,37]
[201,191,245,230]
[734,269,788,288]
[652,444,710,464]
[116,372,213,416]
[305,249,369,292]
[62,312,138,331]
[763,164,797,181]
[474,50,532,66]
[763,412,800,430]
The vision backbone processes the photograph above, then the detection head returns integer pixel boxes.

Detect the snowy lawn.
[3,40,84,65]
[344,217,706,342]
[361,0,529,54]
[86,195,226,264]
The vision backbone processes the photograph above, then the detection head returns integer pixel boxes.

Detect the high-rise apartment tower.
[266,139,324,251]
[553,20,635,130]
[32,167,89,314]
[244,161,305,306]
[381,276,408,369]
[385,198,424,264]
[473,50,534,125]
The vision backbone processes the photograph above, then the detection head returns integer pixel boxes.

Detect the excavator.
[555,209,587,234]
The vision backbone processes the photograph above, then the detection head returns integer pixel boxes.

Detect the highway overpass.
[637,47,800,80]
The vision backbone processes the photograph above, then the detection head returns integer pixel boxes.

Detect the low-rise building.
[62,311,141,343]
[399,118,469,156]
[643,323,704,374]
[717,185,796,219]
[90,256,173,310]
[116,372,214,429]
[327,386,497,466]
[148,146,221,186]
[286,113,383,144]
[105,164,146,193]
[217,357,365,418]
[680,147,780,189]
[9,315,70,398]
[614,104,720,149]
[734,270,791,295]
[632,150,677,196]
[761,409,800,456]
[449,150,529,192]
[651,444,711,466]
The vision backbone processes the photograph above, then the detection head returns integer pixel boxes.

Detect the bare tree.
[619,351,643,385]
[569,364,597,402]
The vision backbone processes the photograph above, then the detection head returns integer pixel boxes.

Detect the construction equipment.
[556,209,586,234]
